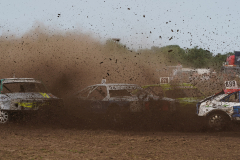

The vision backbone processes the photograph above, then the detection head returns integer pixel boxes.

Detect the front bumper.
[196,102,201,115]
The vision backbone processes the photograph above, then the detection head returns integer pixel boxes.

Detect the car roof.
[1,78,41,84]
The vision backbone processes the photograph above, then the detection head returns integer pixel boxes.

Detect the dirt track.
[1,122,240,160]
[0,28,238,159]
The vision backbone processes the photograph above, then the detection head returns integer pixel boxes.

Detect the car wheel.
[0,110,9,124]
[207,112,230,131]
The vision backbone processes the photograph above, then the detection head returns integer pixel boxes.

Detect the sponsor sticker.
[40,92,50,98]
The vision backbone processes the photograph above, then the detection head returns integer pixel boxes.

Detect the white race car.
[0,78,63,123]
[197,89,240,130]
[75,81,178,124]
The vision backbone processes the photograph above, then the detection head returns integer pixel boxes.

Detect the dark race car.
[74,82,178,124]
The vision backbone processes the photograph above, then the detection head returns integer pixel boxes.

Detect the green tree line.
[145,45,234,70]
[106,39,234,71]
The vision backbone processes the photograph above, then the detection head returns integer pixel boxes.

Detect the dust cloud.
[0,26,166,98]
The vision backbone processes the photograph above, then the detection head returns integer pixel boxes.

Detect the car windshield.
[165,88,204,98]
[109,90,132,97]
[109,85,142,97]
[2,82,48,93]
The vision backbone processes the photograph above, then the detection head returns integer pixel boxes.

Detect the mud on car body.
[75,82,177,123]
[197,89,240,130]
[142,83,205,107]
[0,78,63,123]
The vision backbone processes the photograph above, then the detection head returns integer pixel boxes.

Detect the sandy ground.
[1,118,240,160]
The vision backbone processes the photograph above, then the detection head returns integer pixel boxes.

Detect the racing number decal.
[40,92,50,98]
[225,80,238,89]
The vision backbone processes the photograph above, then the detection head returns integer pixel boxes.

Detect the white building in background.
[173,68,210,76]
[158,66,211,83]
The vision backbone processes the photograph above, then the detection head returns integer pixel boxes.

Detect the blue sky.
[0,0,240,54]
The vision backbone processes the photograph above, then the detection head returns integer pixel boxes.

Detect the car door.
[87,86,108,113]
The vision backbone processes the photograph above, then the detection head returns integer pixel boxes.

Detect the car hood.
[0,92,58,101]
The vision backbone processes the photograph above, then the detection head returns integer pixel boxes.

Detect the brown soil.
[1,121,240,160]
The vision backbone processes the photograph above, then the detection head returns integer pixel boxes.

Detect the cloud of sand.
[0,25,167,98]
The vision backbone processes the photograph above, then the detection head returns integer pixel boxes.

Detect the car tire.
[207,112,230,131]
[0,110,9,124]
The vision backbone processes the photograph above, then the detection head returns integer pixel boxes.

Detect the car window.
[2,82,48,93]
[88,86,107,100]
[77,86,95,98]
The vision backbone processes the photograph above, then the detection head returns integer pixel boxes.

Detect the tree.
[184,46,213,68]
[211,52,233,70]
[151,45,185,65]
